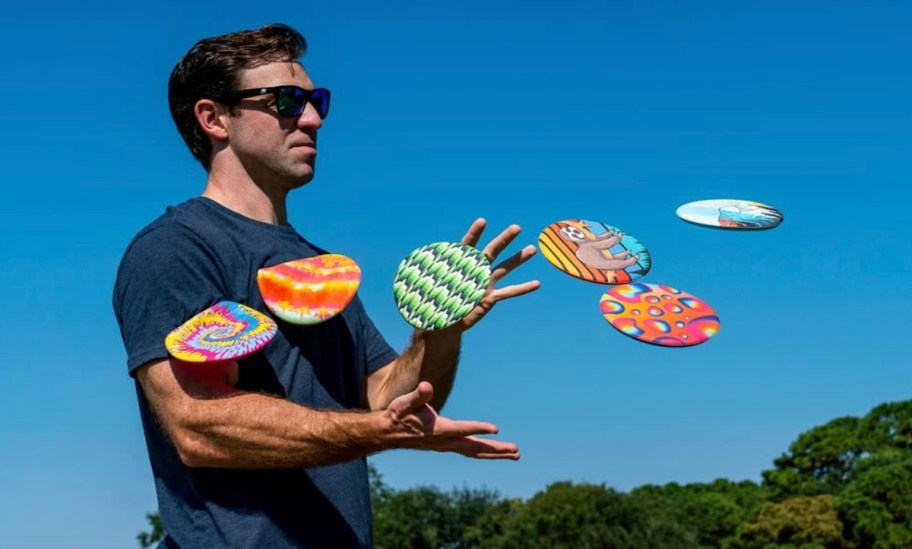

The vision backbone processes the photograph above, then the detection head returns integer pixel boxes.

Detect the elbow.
[175,440,207,468]
[167,411,220,468]
[172,428,212,468]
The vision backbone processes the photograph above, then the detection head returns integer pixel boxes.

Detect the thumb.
[415,381,434,403]
[388,381,435,416]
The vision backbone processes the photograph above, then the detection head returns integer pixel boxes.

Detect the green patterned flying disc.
[393,242,492,330]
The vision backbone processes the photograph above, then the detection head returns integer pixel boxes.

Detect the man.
[113,23,539,548]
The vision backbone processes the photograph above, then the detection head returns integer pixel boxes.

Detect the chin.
[286,170,315,189]
[284,161,316,185]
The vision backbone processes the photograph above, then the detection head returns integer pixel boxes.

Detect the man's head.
[169,24,325,184]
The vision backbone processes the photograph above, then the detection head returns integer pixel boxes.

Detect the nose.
[297,101,323,131]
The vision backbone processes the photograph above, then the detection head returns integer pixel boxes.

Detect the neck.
[203,155,290,226]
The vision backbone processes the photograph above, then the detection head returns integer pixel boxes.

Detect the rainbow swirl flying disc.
[393,242,491,331]
[257,254,361,325]
[599,283,720,347]
[165,301,277,362]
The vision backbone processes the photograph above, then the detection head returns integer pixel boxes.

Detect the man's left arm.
[367,219,540,411]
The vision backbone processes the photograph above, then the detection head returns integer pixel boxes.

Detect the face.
[223,61,324,190]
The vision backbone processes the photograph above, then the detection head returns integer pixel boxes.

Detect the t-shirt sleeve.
[351,298,399,375]
[113,223,228,375]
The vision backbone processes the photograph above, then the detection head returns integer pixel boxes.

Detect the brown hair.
[168,24,307,170]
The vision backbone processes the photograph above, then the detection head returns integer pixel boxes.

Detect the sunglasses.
[224,86,331,119]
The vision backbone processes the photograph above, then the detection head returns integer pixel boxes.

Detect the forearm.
[139,353,517,471]
[371,328,462,411]
[171,390,389,469]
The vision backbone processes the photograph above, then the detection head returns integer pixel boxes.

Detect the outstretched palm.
[454,218,541,331]
[385,382,520,459]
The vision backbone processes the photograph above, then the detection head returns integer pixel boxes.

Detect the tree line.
[139,400,912,548]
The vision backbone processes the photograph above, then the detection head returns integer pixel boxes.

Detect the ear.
[194,99,230,142]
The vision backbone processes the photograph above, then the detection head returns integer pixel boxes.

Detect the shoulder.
[113,200,228,306]
[113,202,232,369]
[126,199,212,243]
[117,200,222,267]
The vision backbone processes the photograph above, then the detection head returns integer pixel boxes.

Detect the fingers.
[459,220,533,269]
[437,418,499,437]
[460,218,487,247]
[481,224,521,263]
[397,408,520,460]
[411,424,520,459]
[491,244,537,283]
[453,220,539,330]
[489,280,541,302]
[443,436,520,460]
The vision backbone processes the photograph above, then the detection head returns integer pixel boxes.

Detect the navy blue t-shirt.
[113,197,399,548]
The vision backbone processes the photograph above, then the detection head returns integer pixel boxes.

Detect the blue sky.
[1,1,910,546]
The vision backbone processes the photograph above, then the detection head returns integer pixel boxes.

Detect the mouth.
[290,144,317,158]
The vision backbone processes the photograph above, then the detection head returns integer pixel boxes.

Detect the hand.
[385,382,520,460]
[454,218,541,330]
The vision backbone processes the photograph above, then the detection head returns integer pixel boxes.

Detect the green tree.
[462,498,525,549]
[137,512,164,548]
[762,417,866,499]
[369,462,394,509]
[370,463,502,549]
[762,402,912,501]
[448,486,505,545]
[838,454,912,549]
[373,485,455,549]
[859,402,912,451]
[631,479,766,548]
[465,481,696,549]
[740,495,853,549]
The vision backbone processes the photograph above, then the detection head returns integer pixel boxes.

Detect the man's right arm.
[136,357,519,469]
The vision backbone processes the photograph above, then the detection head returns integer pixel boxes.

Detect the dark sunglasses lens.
[277,87,306,117]
[311,89,330,119]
